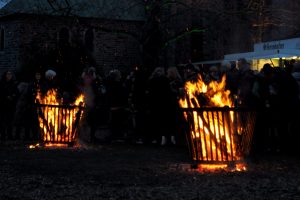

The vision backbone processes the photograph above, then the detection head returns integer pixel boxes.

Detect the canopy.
[223,52,254,61]
[224,49,300,61]
[251,49,300,59]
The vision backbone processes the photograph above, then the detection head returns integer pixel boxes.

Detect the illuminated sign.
[254,38,300,52]
[263,42,284,50]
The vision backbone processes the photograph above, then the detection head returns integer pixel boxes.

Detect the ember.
[33,89,84,147]
[180,75,256,171]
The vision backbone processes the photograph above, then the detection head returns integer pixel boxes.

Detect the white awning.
[251,49,300,59]
[224,49,300,61]
[223,52,254,61]
[192,60,223,65]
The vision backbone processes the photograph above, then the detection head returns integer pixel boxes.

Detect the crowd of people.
[0,65,186,146]
[0,60,299,155]
[221,59,300,155]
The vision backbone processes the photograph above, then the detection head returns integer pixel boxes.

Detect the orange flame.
[35,89,85,147]
[179,75,233,108]
[180,75,245,170]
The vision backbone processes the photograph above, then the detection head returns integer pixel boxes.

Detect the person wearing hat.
[44,69,59,92]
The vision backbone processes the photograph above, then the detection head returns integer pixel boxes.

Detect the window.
[0,28,4,51]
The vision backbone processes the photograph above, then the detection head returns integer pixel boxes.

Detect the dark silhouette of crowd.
[221,59,300,155]
[0,60,300,156]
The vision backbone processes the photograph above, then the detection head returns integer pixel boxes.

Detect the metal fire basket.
[36,102,84,146]
[181,107,256,164]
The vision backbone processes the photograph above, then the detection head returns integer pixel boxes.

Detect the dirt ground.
[0,142,299,200]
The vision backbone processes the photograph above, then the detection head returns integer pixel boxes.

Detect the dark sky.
[0,0,10,8]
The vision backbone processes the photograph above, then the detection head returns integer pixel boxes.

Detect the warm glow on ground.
[189,163,247,172]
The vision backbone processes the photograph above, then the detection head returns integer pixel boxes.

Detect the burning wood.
[31,89,85,147]
[179,75,256,171]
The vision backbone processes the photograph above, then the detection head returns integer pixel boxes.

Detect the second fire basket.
[181,107,256,164]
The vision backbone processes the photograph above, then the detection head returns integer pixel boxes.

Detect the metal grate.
[36,103,84,146]
[181,107,256,164]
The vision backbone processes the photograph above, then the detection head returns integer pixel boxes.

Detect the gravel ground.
[0,142,299,200]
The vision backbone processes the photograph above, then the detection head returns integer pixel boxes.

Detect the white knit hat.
[45,69,57,79]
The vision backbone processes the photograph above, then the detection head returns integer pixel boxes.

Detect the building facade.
[1,0,300,77]
[0,0,145,78]
[163,0,300,65]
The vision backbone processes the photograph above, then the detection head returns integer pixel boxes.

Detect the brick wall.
[88,18,142,76]
[0,17,20,76]
[0,14,143,78]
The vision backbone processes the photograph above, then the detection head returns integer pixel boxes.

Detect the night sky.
[0,0,9,8]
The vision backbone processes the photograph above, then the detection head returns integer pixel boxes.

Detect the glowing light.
[179,74,249,171]
[33,89,85,147]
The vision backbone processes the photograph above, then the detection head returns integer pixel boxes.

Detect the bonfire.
[30,89,84,148]
[179,74,256,171]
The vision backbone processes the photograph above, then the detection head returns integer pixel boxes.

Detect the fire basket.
[179,74,256,170]
[34,89,85,147]
[36,103,84,146]
[181,107,256,165]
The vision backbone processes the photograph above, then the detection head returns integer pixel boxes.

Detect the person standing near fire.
[80,66,97,143]
[236,58,257,107]
[25,70,46,141]
[105,69,128,142]
[44,69,59,93]
[222,61,239,98]
[147,67,174,145]
[0,70,19,141]
[166,67,184,145]
[125,66,148,144]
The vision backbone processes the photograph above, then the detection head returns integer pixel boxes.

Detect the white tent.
[251,49,300,59]
[223,52,254,61]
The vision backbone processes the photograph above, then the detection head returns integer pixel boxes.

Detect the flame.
[34,89,85,147]
[179,75,232,108]
[180,75,245,170]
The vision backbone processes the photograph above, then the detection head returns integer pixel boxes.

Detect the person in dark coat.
[125,67,148,144]
[166,67,184,145]
[147,67,174,145]
[0,70,19,140]
[23,70,46,141]
[13,82,30,140]
[236,58,257,107]
[223,61,239,98]
[44,69,59,94]
[273,66,299,152]
[251,64,278,154]
[105,69,129,142]
[89,75,109,143]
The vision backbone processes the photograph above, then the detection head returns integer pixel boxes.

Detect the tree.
[141,0,255,64]
[244,0,300,42]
